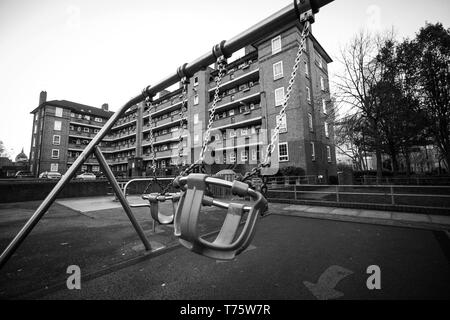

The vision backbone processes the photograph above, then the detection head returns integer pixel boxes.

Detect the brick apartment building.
[29,18,337,180]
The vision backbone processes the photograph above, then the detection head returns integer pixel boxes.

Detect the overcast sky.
[0,0,449,159]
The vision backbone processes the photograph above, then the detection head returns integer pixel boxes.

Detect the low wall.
[0,180,112,203]
[0,178,179,203]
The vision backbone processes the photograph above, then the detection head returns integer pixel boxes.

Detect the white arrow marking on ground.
[304,265,354,300]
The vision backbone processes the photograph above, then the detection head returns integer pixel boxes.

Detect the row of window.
[70,112,104,123]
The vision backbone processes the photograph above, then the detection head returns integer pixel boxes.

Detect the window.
[326,146,332,162]
[273,61,283,80]
[318,56,323,69]
[278,142,289,162]
[54,120,62,131]
[95,117,103,123]
[275,87,285,107]
[55,107,63,117]
[251,149,257,161]
[70,125,74,131]
[230,152,236,163]
[271,36,282,54]
[306,87,311,103]
[94,129,99,133]
[241,151,248,162]
[32,137,36,147]
[308,113,313,132]
[92,165,100,172]
[81,165,87,171]
[84,127,90,133]
[194,95,199,105]
[229,109,235,116]
[77,126,82,132]
[71,113,75,118]
[320,76,325,91]
[324,122,329,138]
[241,128,248,136]
[276,114,287,133]
[229,130,237,138]
[322,99,327,114]
[34,124,37,134]
[305,61,309,76]
[194,77,199,86]
[53,135,61,145]
[193,113,199,124]
[51,149,60,159]
[194,134,199,144]
[50,163,59,172]
[311,142,316,161]
[84,115,90,121]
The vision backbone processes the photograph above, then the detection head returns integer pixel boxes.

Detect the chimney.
[101,103,109,111]
[39,91,47,105]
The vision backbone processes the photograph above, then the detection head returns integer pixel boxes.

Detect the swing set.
[0,0,334,268]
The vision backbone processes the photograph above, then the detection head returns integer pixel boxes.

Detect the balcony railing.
[69,131,97,139]
[209,60,259,91]
[211,108,263,130]
[209,84,261,112]
[70,118,103,128]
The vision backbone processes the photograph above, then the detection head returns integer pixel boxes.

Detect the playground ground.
[0,196,449,300]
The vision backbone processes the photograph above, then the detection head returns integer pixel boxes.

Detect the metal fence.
[354,176,450,186]
[267,184,450,214]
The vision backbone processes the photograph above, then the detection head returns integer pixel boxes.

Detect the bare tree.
[333,30,399,180]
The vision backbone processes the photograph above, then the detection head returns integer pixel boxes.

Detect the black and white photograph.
[0,0,449,307]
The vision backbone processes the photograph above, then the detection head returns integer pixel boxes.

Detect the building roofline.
[309,33,333,64]
[30,100,114,118]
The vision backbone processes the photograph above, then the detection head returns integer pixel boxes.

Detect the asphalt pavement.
[40,214,450,300]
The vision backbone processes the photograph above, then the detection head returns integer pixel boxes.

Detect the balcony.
[142,131,184,147]
[107,143,137,153]
[107,129,137,141]
[209,59,259,91]
[209,84,261,113]
[69,131,97,139]
[211,108,263,131]
[67,143,86,151]
[143,115,186,133]
[143,100,183,119]
[67,157,99,165]
[112,118,137,130]
[70,118,103,128]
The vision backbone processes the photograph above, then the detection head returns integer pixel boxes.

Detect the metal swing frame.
[0,0,334,269]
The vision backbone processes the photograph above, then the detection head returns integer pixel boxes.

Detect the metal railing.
[355,175,450,186]
[267,184,450,213]
[267,175,320,186]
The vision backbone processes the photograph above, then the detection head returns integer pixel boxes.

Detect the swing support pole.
[0,0,334,269]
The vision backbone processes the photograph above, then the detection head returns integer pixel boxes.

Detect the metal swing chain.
[174,56,228,178]
[241,20,311,183]
[199,56,227,163]
[142,96,164,194]
[155,78,190,195]
[177,78,189,163]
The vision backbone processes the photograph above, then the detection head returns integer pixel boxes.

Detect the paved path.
[273,204,450,230]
